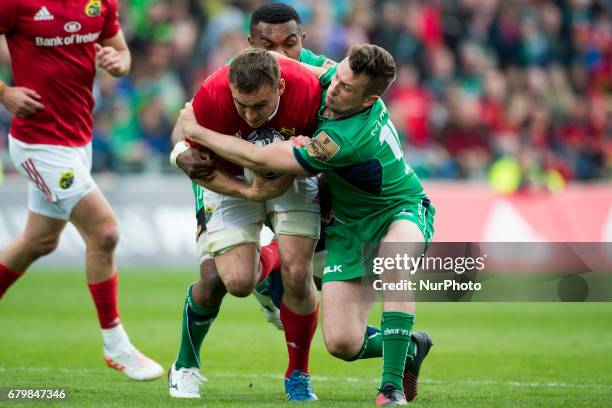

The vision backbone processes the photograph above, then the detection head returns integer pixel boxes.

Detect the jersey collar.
[266,96,281,122]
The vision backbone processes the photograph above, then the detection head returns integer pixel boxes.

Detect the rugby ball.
[244,128,285,182]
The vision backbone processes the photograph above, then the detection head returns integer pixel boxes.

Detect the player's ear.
[277,78,286,96]
[363,95,379,108]
[247,36,254,47]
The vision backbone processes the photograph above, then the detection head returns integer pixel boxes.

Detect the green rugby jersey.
[293,65,426,224]
[192,48,332,214]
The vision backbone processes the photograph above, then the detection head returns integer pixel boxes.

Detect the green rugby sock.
[175,285,219,369]
[349,325,383,360]
[380,312,415,390]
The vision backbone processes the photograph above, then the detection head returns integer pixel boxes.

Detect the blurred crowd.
[0,0,610,187]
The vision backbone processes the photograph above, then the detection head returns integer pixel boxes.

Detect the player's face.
[249,21,305,61]
[231,79,285,128]
[325,59,378,116]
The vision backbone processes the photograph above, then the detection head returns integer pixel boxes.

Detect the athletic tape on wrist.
[169,141,191,169]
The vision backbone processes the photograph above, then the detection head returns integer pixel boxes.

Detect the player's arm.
[170,107,295,200]
[195,171,295,202]
[170,114,219,180]
[96,30,131,77]
[268,50,329,78]
[300,64,329,78]
[179,102,310,176]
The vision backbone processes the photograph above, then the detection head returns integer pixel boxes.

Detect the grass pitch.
[1,267,611,407]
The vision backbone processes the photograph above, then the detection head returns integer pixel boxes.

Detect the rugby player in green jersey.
[180,44,435,406]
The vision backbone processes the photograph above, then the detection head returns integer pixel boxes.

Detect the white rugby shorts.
[8,135,97,220]
[201,175,320,257]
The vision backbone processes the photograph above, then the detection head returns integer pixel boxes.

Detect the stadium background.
[1,1,611,406]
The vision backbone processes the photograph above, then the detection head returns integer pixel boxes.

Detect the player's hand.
[289,135,311,148]
[95,44,125,77]
[0,86,45,118]
[177,148,216,179]
[179,102,201,141]
[247,173,295,202]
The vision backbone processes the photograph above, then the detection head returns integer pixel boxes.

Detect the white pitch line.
[1,366,611,390]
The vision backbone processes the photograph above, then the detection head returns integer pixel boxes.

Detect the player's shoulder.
[194,65,230,99]
[203,65,230,89]
[278,58,321,109]
[299,48,334,68]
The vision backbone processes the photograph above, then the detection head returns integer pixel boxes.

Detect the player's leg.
[374,219,424,405]
[171,254,225,397]
[320,221,411,405]
[267,176,321,401]
[319,221,383,361]
[276,231,318,401]
[379,202,435,403]
[70,188,163,380]
[321,279,375,360]
[0,211,66,298]
[67,143,162,381]
[0,136,69,298]
[213,241,260,296]
[176,259,226,370]
[203,187,273,297]
[170,187,227,398]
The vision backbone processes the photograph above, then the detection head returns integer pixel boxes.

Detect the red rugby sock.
[0,263,24,299]
[281,302,319,377]
[87,273,121,329]
[258,241,280,283]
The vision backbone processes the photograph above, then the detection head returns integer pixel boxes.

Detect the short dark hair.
[229,48,280,93]
[250,3,302,30]
[348,44,397,97]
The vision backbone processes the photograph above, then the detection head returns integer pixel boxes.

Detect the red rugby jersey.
[191,57,321,176]
[0,0,120,146]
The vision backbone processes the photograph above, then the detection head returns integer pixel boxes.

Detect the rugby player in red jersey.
[167,48,321,401]
[0,0,163,380]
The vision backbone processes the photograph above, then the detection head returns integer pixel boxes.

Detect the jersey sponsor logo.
[305,131,340,162]
[33,6,54,21]
[59,170,75,189]
[279,127,296,138]
[323,265,343,274]
[84,0,102,17]
[35,31,101,47]
[64,21,82,33]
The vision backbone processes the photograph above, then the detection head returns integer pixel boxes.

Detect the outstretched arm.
[179,102,311,176]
